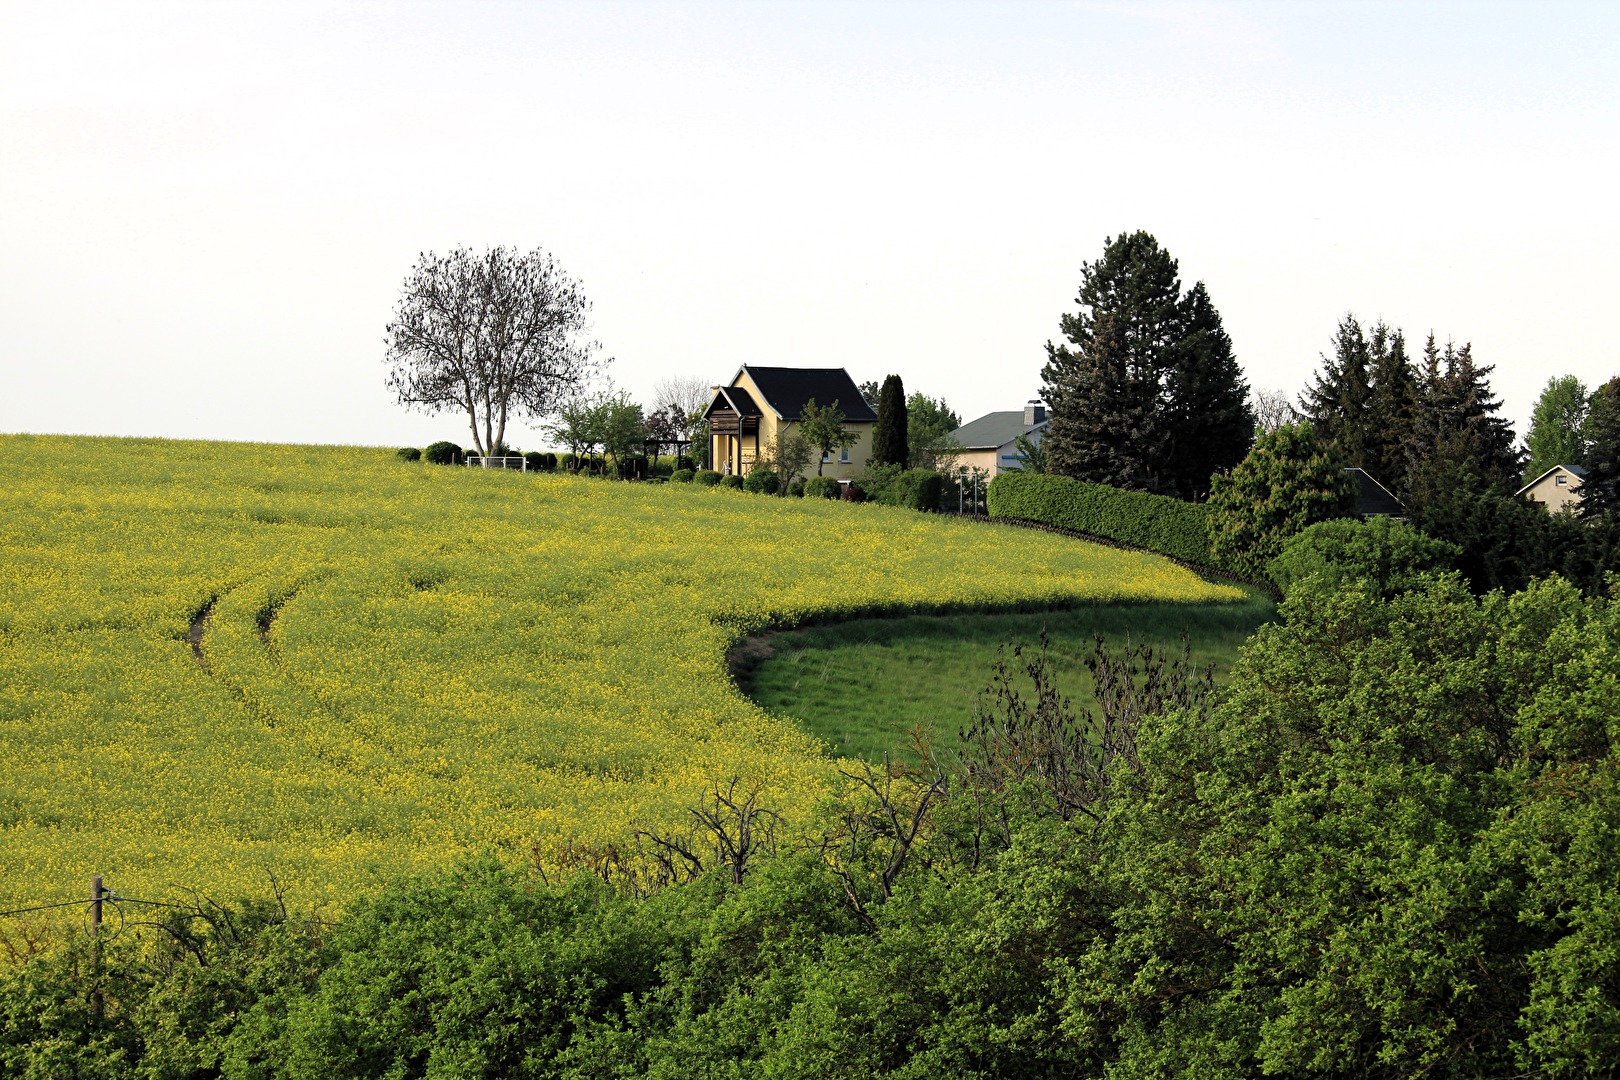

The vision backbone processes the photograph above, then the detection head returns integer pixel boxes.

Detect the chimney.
[1024,400,1046,426]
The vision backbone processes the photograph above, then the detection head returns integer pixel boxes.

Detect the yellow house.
[1517,463,1586,514]
[705,366,878,479]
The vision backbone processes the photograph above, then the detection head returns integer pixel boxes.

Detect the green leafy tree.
[798,398,858,476]
[1206,421,1356,575]
[871,374,909,467]
[1012,432,1047,473]
[599,392,646,477]
[1523,375,1589,483]
[1580,375,1620,517]
[906,392,961,470]
[762,426,813,491]
[1162,281,1253,498]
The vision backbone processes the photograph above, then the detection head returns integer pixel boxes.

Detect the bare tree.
[651,375,713,461]
[385,246,603,459]
[1252,388,1299,435]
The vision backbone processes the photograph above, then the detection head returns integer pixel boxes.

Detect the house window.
[822,450,831,463]
[1556,475,1568,486]
[840,447,850,463]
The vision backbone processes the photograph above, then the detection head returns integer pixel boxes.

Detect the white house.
[950,401,1049,476]
[1517,464,1586,514]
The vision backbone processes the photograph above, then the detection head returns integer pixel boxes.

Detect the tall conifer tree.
[871,374,909,467]
[1163,282,1253,499]
[1580,376,1620,518]
[1402,334,1522,518]
[1300,314,1375,470]
[1042,232,1180,491]
[1365,321,1417,489]
[1042,232,1249,498]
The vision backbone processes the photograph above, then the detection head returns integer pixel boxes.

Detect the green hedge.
[987,471,1219,568]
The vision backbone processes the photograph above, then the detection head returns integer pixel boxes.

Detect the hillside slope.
[0,435,1240,909]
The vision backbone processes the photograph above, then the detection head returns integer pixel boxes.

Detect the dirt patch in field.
[725,633,777,680]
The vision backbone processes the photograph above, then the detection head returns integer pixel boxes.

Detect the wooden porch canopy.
[705,385,762,435]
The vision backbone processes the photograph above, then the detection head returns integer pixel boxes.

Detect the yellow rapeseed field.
[0,434,1240,912]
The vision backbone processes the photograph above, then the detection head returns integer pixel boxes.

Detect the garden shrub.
[787,478,806,498]
[1206,422,1356,576]
[1269,516,1460,598]
[988,470,1218,566]
[523,451,546,472]
[719,474,744,490]
[694,470,722,487]
[675,455,696,472]
[670,469,696,484]
[561,453,579,472]
[856,462,904,501]
[803,477,840,499]
[841,481,866,503]
[424,441,463,465]
[396,447,421,462]
[887,468,943,511]
[744,468,780,495]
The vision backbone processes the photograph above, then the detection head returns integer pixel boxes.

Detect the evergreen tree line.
[4,577,1619,1078]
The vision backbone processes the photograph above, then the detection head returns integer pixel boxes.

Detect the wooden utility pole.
[90,873,104,1018]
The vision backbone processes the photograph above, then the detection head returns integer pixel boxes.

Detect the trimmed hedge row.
[987,471,1219,568]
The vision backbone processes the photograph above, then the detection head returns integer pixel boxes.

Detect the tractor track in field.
[186,596,218,667]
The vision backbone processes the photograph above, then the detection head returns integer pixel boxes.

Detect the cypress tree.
[1041,232,1182,493]
[1580,376,1620,517]
[871,374,909,467]
[1162,281,1253,499]
[1301,314,1375,470]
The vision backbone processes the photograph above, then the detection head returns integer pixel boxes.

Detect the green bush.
[1269,517,1461,598]
[719,474,744,490]
[424,441,463,465]
[522,451,546,471]
[988,470,1218,566]
[675,455,696,472]
[670,469,696,484]
[396,447,422,462]
[1206,422,1356,576]
[694,470,722,487]
[744,468,780,495]
[888,469,943,511]
[787,478,806,498]
[803,476,841,499]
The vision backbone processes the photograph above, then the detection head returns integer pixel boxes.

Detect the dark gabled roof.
[705,384,762,418]
[1345,468,1403,517]
[950,411,1049,450]
[736,366,878,422]
[1515,463,1588,497]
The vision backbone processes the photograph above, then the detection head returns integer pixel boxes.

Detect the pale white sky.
[3,1,1616,450]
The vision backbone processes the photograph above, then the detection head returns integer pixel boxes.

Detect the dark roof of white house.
[1345,468,1403,516]
[950,411,1049,450]
[730,366,878,422]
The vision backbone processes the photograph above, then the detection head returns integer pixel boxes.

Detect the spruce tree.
[871,374,909,467]
[1365,320,1417,489]
[1402,334,1522,518]
[1524,375,1590,482]
[1040,232,1183,493]
[1300,314,1375,470]
[1161,282,1252,499]
[1580,376,1620,518]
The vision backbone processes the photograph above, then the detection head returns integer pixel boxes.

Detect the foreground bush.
[1270,516,1460,598]
[719,474,744,490]
[5,576,1617,1077]
[693,469,722,487]
[859,463,944,511]
[803,476,840,499]
[989,470,1218,565]
[670,468,695,484]
[395,447,421,462]
[743,467,780,495]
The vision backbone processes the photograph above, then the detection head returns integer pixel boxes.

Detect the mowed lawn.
[737,587,1275,762]
[0,435,1242,912]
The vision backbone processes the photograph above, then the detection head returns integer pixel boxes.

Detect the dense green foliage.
[1402,334,1522,514]
[1269,516,1459,598]
[1411,465,1620,596]
[1525,375,1591,482]
[1041,231,1251,499]
[395,446,421,462]
[719,474,744,490]
[6,576,1618,1077]
[670,468,695,483]
[797,398,858,476]
[1301,315,1415,487]
[743,467,780,495]
[988,470,1218,566]
[905,392,961,470]
[856,463,944,512]
[422,440,462,465]
[1581,376,1620,517]
[1206,422,1356,576]
[871,374,909,467]
[693,469,722,487]
[803,476,840,499]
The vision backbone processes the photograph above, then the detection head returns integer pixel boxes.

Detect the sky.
[3,1,1617,451]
